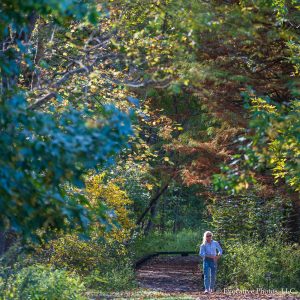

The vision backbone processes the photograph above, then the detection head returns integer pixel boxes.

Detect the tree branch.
[136,173,177,226]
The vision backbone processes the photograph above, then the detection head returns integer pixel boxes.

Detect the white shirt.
[199,240,223,258]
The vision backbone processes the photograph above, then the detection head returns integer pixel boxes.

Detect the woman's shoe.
[209,289,214,293]
[204,289,209,293]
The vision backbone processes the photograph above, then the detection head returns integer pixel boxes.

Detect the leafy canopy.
[0,0,133,238]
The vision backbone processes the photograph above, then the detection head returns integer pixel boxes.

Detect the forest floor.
[90,256,300,300]
[136,255,201,293]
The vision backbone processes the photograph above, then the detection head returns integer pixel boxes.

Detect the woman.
[199,231,223,293]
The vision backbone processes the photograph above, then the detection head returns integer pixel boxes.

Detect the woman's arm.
[199,244,205,258]
[216,241,223,256]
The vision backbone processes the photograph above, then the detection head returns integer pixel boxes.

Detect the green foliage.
[1,0,300,295]
[112,0,300,197]
[0,0,134,238]
[131,229,203,260]
[287,41,300,78]
[36,233,136,291]
[0,264,86,300]
[207,188,299,290]
[0,0,99,95]
[208,189,294,242]
[0,231,136,294]
[217,235,300,291]
[157,184,208,232]
[0,0,99,37]
[214,95,300,194]
[0,95,132,237]
[248,98,300,191]
[85,261,136,292]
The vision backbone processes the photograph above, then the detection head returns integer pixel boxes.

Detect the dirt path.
[135,255,300,300]
[136,255,202,293]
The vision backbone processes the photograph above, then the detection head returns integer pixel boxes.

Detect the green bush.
[217,235,300,291]
[37,234,136,292]
[0,233,137,295]
[0,264,86,300]
[208,192,294,243]
[85,260,136,292]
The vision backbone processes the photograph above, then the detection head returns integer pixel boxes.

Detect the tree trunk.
[173,204,179,234]
[0,231,6,256]
[290,192,300,242]
[136,174,176,226]
[144,201,158,235]
[160,196,166,233]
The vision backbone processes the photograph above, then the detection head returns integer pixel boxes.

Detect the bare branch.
[29,92,57,109]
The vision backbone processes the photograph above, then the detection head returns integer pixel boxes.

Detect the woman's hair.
[201,231,213,245]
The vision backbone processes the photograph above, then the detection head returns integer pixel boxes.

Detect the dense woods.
[0,0,299,298]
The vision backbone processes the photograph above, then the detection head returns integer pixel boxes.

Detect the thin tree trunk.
[144,202,158,235]
[289,192,300,242]
[160,196,165,233]
[0,231,6,256]
[136,174,176,226]
[173,205,178,234]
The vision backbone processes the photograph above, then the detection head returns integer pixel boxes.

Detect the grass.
[130,229,203,261]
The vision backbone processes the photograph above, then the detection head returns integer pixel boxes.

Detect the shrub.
[0,264,86,300]
[85,259,136,292]
[208,192,294,243]
[217,235,300,291]
[37,233,136,291]
[29,173,137,292]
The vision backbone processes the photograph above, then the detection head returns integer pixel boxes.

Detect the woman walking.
[199,231,223,293]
